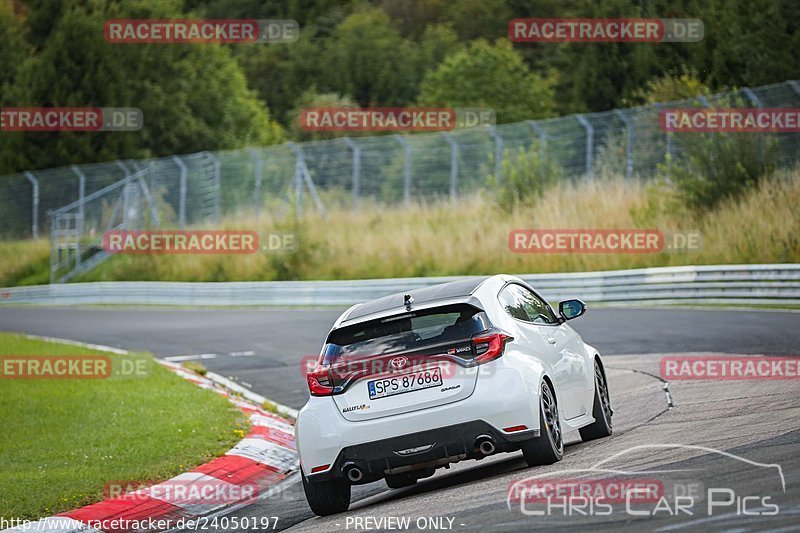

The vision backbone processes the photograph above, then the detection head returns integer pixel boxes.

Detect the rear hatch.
[314,304,494,421]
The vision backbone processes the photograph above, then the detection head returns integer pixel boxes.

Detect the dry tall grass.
[1,170,798,286]
[0,239,50,286]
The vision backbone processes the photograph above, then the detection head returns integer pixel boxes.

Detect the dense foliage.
[0,0,798,174]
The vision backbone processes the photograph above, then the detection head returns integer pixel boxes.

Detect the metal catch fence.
[0,81,799,282]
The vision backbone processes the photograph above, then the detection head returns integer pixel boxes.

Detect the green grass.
[0,239,49,287]
[181,360,208,375]
[0,333,247,520]
[261,399,291,419]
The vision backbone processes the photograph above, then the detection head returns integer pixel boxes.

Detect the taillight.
[307,361,375,396]
[307,365,334,396]
[472,332,512,365]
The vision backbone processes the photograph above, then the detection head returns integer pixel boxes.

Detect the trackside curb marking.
[24,334,130,355]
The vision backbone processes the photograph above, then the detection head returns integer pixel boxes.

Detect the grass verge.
[0,333,247,520]
[1,169,798,285]
[0,239,50,287]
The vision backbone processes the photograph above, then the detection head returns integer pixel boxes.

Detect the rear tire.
[302,474,351,516]
[385,473,418,489]
[579,359,613,442]
[521,380,564,466]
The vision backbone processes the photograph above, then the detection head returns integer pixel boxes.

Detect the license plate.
[367,367,443,400]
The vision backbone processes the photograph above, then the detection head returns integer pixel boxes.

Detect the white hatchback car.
[296,275,612,515]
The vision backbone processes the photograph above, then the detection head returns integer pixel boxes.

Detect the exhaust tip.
[475,435,496,456]
[343,463,363,482]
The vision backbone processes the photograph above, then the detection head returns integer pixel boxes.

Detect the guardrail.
[1,264,799,307]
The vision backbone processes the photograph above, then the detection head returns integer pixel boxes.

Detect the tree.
[321,8,418,107]
[286,89,357,141]
[378,0,448,39]
[0,0,27,101]
[417,39,556,122]
[627,69,712,105]
[0,0,283,174]
[235,29,328,126]
[449,0,512,41]
[189,0,355,27]
[414,24,461,79]
[707,0,800,88]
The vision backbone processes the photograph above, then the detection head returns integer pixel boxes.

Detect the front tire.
[579,359,613,441]
[521,380,564,466]
[302,474,351,516]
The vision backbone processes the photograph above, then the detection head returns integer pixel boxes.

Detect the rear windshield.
[321,304,491,365]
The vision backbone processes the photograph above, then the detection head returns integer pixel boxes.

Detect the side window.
[499,284,558,325]
[498,285,530,321]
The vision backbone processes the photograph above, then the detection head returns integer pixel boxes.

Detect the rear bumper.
[296,365,540,478]
[307,419,537,483]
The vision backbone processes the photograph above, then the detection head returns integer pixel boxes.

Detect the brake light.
[472,332,512,365]
[307,365,334,396]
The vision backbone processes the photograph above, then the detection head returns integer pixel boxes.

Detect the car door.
[538,320,590,419]
[501,284,587,420]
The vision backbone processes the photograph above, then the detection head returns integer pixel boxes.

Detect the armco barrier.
[1,264,799,307]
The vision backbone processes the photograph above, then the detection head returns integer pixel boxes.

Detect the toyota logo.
[389,356,409,369]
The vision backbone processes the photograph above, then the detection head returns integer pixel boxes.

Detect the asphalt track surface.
[1,306,799,532]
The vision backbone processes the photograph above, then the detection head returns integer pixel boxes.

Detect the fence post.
[442,133,459,199]
[173,156,188,229]
[654,103,675,168]
[248,149,262,222]
[486,125,503,182]
[576,115,593,179]
[614,110,634,178]
[115,160,132,200]
[49,213,56,284]
[70,165,86,268]
[24,172,39,239]
[122,181,132,229]
[394,135,411,206]
[133,166,160,227]
[205,152,222,224]
[742,87,764,165]
[115,160,132,177]
[527,120,547,175]
[343,137,361,210]
[672,96,711,166]
[288,143,304,217]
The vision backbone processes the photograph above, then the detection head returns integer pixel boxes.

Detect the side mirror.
[558,299,586,321]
